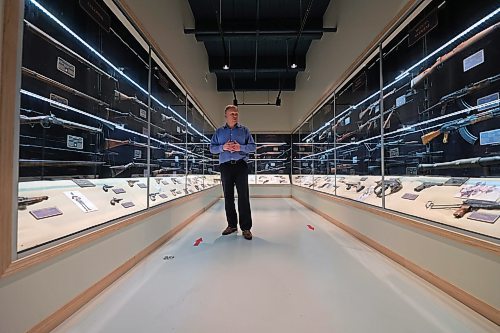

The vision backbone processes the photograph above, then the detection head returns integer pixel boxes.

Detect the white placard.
[65,191,98,212]
[140,109,147,118]
[57,57,76,78]
[50,93,68,111]
[134,149,142,159]
[344,117,351,125]
[67,135,83,150]
[352,156,358,164]
[463,49,484,72]
[396,95,406,107]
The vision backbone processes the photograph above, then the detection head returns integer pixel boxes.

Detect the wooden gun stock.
[453,205,471,218]
[421,130,443,145]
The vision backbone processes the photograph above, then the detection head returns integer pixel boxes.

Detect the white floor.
[53,198,498,333]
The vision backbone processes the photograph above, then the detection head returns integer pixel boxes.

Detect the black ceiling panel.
[187,0,333,92]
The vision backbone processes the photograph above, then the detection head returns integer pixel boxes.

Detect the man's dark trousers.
[220,159,252,230]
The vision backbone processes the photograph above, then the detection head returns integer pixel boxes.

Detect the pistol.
[102,184,114,192]
[110,197,123,206]
[18,196,49,210]
[127,180,139,187]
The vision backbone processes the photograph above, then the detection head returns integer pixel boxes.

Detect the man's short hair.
[224,104,238,113]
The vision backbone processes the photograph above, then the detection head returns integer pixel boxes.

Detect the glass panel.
[18,0,150,252]
[382,0,500,239]
[311,103,334,193]
[186,101,209,193]
[334,53,383,207]
[255,134,291,184]
[292,120,314,187]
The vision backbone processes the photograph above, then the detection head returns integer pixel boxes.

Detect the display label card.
[134,149,142,159]
[344,117,351,125]
[406,167,418,176]
[389,148,399,157]
[112,188,126,194]
[50,93,68,111]
[30,207,63,220]
[271,163,276,167]
[477,92,499,111]
[444,177,468,186]
[159,193,168,199]
[402,193,419,200]
[467,212,499,224]
[480,128,500,146]
[142,127,149,135]
[463,49,484,72]
[137,183,147,189]
[121,201,135,208]
[302,163,308,167]
[140,109,147,118]
[57,57,76,78]
[352,156,358,164]
[64,191,98,213]
[67,135,83,150]
[395,95,406,107]
[273,147,279,151]
[72,179,95,188]
[177,126,180,133]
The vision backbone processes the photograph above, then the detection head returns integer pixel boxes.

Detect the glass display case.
[252,134,291,184]
[17,0,217,253]
[293,0,500,239]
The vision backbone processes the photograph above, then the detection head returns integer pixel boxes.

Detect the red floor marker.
[194,238,203,246]
[307,225,315,230]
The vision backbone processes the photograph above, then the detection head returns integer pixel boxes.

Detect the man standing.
[210,105,256,240]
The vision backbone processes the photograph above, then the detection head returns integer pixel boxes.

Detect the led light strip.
[302,7,500,142]
[299,98,500,160]
[30,0,210,142]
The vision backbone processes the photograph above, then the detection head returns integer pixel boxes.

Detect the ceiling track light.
[223,64,229,70]
[291,63,297,69]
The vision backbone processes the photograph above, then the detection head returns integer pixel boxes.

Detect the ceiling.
[186,0,333,93]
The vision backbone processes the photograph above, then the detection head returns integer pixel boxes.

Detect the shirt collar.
[224,123,241,129]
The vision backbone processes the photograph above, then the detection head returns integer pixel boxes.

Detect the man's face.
[225,107,239,127]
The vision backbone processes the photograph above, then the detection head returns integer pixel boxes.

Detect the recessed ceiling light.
[291,63,297,69]
[223,64,230,70]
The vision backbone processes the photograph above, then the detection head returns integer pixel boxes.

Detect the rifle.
[411,22,500,88]
[418,156,500,171]
[19,159,105,167]
[421,106,500,145]
[426,199,500,218]
[358,88,396,119]
[18,196,49,210]
[110,162,159,177]
[152,167,182,176]
[374,178,402,197]
[114,90,149,109]
[20,114,102,133]
[105,138,151,150]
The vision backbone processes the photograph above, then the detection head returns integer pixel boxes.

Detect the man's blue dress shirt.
[210,123,256,164]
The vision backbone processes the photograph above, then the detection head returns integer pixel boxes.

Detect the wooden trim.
[2,187,221,278]
[293,196,500,325]
[0,0,23,276]
[292,0,421,132]
[27,197,219,333]
[291,185,500,255]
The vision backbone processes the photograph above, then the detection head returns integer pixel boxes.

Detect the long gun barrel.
[418,156,500,171]
[18,196,49,210]
[20,114,102,133]
[411,22,500,88]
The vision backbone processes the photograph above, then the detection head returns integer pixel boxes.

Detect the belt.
[223,159,244,165]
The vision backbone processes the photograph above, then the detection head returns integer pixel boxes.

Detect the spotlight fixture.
[223,64,230,70]
[233,98,238,106]
[291,63,297,69]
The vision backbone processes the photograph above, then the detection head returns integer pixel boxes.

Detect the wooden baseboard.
[293,196,500,325]
[28,198,219,333]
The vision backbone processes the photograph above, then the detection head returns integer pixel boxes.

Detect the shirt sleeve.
[239,127,256,153]
[210,130,224,154]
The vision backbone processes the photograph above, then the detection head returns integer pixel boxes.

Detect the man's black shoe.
[222,226,237,235]
[242,230,252,240]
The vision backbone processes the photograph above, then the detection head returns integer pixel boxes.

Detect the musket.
[110,197,123,205]
[421,106,500,145]
[18,196,49,210]
[19,159,105,167]
[20,114,102,133]
[336,130,357,143]
[114,90,149,110]
[22,67,110,107]
[374,179,402,197]
[426,199,500,218]
[411,22,500,88]
[418,156,500,171]
[105,138,151,150]
[358,88,397,119]
[110,162,159,177]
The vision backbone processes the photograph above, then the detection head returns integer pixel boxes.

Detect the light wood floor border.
[292,186,500,255]
[293,196,500,325]
[2,188,221,278]
[27,197,219,333]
